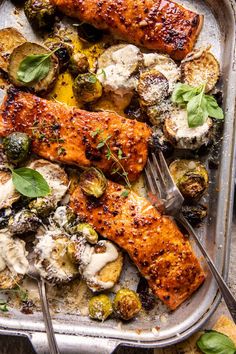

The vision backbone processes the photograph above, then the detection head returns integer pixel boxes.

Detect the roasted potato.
[181,49,220,93]
[8,42,59,93]
[164,109,213,150]
[0,28,26,72]
[0,171,20,210]
[137,69,169,107]
[0,267,23,290]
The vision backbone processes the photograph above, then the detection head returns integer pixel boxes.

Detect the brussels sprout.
[89,294,113,321]
[0,208,13,229]
[181,204,207,226]
[69,52,89,77]
[3,132,30,164]
[24,0,56,30]
[73,73,103,104]
[8,209,40,235]
[79,167,107,198]
[76,23,103,43]
[52,206,77,232]
[150,127,174,157]
[113,288,142,321]
[29,197,55,218]
[169,160,209,200]
[72,223,98,244]
[44,38,73,72]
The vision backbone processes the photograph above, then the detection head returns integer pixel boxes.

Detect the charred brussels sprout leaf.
[76,23,103,43]
[181,204,207,226]
[24,0,56,30]
[197,330,236,354]
[3,132,30,164]
[29,197,55,218]
[113,288,142,321]
[79,167,107,198]
[73,73,102,104]
[89,294,113,321]
[44,39,73,73]
[12,168,50,198]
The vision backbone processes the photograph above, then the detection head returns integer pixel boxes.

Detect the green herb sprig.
[91,130,131,197]
[9,167,50,198]
[0,300,8,312]
[197,330,236,354]
[17,48,58,84]
[171,83,224,128]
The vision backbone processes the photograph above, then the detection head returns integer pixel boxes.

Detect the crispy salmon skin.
[0,89,151,181]
[70,180,205,310]
[51,0,203,60]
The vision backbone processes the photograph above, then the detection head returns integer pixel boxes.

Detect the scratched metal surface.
[0,0,235,353]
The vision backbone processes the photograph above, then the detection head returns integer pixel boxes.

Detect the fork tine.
[145,158,166,199]
[151,153,166,191]
[144,164,156,195]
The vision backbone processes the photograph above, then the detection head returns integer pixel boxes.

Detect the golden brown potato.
[0,28,26,72]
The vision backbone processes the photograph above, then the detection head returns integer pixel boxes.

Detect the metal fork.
[144,151,236,323]
[27,261,60,354]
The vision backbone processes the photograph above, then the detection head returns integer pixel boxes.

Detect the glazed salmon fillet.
[70,181,205,310]
[51,0,203,60]
[0,89,151,181]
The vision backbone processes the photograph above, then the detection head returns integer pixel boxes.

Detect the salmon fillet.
[70,181,205,310]
[0,89,151,181]
[51,0,203,60]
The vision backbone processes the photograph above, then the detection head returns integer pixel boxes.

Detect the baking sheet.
[0,0,235,352]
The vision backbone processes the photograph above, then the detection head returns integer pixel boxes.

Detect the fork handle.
[177,213,236,323]
[37,278,60,354]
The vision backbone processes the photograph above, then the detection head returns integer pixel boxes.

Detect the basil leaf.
[197,330,236,354]
[171,83,194,104]
[17,53,52,84]
[12,167,50,198]
[187,87,208,127]
[205,95,224,119]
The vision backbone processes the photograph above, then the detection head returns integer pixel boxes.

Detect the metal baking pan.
[0,0,235,353]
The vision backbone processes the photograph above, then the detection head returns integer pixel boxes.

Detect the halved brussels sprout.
[79,167,107,198]
[181,204,207,226]
[113,288,142,321]
[169,160,209,200]
[137,69,169,107]
[8,209,40,235]
[34,228,79,283]
[71,223,98,244]
[68,52,89,77]
[73,73,103,104]
[29,197,55,218]
[24,0,56,30]
[89,294,113,321]
[3,132,30,165]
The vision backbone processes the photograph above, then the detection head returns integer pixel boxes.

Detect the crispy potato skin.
[0,89,151,181]
[51,0,203,60]
[70,181,205,310]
